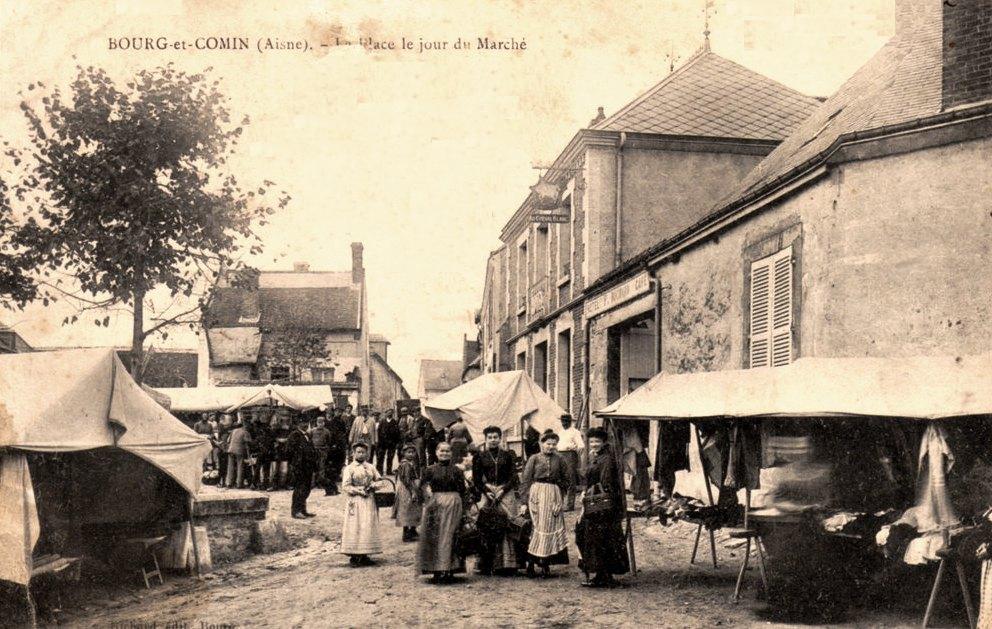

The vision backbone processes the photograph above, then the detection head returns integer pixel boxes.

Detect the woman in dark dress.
[417,442,469,583]
[575,427,630,587]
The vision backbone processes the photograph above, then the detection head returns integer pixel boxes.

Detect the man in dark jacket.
[286,416,318,519]
[324,408,349,495]
[376,409,402,475]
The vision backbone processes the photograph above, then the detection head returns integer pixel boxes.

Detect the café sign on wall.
[585,272,653,319]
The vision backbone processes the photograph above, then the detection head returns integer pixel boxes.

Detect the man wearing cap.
[557,414,584,511]
[287,416,318,519]
[349,406,378,465]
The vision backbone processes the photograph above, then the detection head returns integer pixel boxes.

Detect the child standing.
[393,444,423,542]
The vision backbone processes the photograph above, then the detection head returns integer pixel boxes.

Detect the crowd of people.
[194,405,632,587]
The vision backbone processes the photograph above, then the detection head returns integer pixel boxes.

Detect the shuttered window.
[749,246,793,368]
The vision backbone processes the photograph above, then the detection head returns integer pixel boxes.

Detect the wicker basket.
[373,478,396,509]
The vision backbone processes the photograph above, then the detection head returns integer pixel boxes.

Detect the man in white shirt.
[557,414,584,511]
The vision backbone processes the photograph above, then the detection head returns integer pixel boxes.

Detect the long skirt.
[527,482,569,564]
[340,493,383,555]
[393,481,423,527]
[575,510,630,575]
[477,491,525,570]
[417,492,466,574]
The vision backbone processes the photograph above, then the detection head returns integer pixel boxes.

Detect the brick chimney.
[941,0,992,110]
[293,262,310,272]
[351,242,364,283]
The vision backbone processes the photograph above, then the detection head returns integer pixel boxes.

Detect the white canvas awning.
[424,370,566,441]
[155,385,266,413]
[596,354,992,421]
[0,348,211,492]
[225,384,332,413]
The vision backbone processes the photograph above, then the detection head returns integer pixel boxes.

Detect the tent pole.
[187,495,202,578]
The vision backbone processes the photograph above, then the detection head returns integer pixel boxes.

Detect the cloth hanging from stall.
[620,424,651,501]
[723,420,761,490]
[654,420,690,479]
[696,422,729,488]
[0,453,40,585]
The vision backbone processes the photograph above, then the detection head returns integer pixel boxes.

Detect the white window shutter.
[749,246,793,368]
[770,247,794,366]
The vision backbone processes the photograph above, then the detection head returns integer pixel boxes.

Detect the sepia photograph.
[1,0,991,627]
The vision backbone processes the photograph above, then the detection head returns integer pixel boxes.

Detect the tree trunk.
[132,288,145,385]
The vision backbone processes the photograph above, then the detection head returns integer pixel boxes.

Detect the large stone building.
[479,0,991,461]
[478,43,820,420]
[203,243,404,408]
[417,359,463,401]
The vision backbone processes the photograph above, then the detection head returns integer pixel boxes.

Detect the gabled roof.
[717,7,947,208]
[418,359,463,394]
[593,48,820,141]
[207,271,362,332]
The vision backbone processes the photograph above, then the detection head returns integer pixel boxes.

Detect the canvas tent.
[155,384,332,414]
[225,384,331,413]
[0,348,211,585]
[423,370,566,441]
[596,354,992,422]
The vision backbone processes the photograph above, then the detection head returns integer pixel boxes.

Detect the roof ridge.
[591,47,714,132]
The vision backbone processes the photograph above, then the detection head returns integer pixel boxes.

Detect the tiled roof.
[419,359,463,393]
[593,48,820,140]
[718,8,945,207]
[207,275,362,332]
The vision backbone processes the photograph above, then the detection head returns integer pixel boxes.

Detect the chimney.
[293,262,310,272]
[941,0,992,110]
[894,0,941,38]
[351,242,364,283]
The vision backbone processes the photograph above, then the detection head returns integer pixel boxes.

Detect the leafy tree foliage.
[0,175,37,308]
[264,328,331,382]
[10,64,288,381]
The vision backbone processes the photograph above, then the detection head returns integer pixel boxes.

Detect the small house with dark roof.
[477,42,821,421]
[202,243,382,407]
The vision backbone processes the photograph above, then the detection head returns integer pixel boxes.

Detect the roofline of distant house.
[34,344,198,353]
[498,128,781,242]
[371,352,404,385]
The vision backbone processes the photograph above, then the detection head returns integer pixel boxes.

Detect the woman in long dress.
[340,442,383,566]
[417,442,469,583]
[575,427,630,587]
[392,444,423,542]
[520,429,571,578]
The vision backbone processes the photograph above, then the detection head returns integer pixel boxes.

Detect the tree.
[264,328,331,382]
[11,64,288,383]
[0,174,37,308]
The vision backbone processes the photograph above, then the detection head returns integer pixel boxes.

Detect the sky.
[0,0,894,392]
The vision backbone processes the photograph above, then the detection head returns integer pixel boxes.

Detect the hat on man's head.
[587,427,609,442]
[539,429,559,443]
[560,414,573,424]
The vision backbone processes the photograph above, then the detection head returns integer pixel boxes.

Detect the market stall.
[422,370,566,444]
[596,354,992,625]
[0,348,211,598]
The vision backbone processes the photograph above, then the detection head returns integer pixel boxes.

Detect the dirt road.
[49,490,930,628]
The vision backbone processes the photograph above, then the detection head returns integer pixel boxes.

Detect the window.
[556,330,571,410]
[534,225,549,280]
[558,194,572,278]
[533,341,548,391]
[517,239,528,311]
[516,351,527,371]
[748,246,793,368]
[269,364,290,381]
[312,367,335,383]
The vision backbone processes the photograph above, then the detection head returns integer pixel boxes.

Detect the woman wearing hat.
[393,444,423,542]
[575,427,630,587]
[519,429,571,577]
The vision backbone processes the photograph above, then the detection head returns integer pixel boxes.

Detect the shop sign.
[585,272,653,319]
[530,208,570,223]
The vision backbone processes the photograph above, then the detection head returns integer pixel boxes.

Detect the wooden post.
[693,422,719,568]
[187,495,202,578]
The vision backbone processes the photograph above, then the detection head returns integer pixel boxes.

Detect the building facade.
[203,243,390,408]
[478,45,821,423]
[417,359,463,401]
[480,0,991,464]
